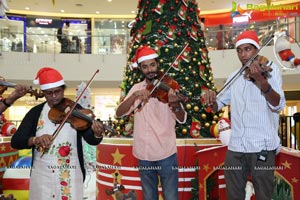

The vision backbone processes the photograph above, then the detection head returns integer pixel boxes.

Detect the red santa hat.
[33,67,65,90]
[135,46,158,64]
[236,30,260,49]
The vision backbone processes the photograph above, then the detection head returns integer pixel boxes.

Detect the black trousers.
[224,150,276,200]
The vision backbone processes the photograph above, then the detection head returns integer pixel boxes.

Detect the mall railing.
[0,20,298,54]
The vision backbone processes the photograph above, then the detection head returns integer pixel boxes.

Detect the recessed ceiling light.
[131,11,135,14]
[25,7,30,10]
[60,10,65,13]
[107,0,112,2]
[96,11,100,14]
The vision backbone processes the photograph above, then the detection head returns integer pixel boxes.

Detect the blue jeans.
[138,153,178,200]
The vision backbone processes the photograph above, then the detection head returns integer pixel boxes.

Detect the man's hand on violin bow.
[92,120,104,139]
[133,89,150,102]
[31,134,53,150]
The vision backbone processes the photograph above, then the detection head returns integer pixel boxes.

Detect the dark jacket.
[11,101,102,181]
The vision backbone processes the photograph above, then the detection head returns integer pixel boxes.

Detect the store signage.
[233,15,249,24]
[35,18,53,25]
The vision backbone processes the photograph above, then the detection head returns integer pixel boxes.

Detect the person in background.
[116,46,187,200]
[200,17,206,38]
[216,24,228,50]
[61,22,71,53]
[202,30,286,199]
[11,67,104,200]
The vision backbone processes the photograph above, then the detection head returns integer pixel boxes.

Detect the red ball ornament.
[151,8,155,12]
[158,29,163,34]
[177,32,182,36]
[175,0,179,4]
[173,18,178,22]
[142,35,146,40]
[156,18,160,23]
[181,23,185,27]
[165,22,169,26]
[1,122,17,136]
[170,6,174,11]
[146,1,149,4]
[187,31,191,37]
[189,8,194,12]
[143,25,146,29]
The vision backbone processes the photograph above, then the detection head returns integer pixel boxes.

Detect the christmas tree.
[115,0,223,138]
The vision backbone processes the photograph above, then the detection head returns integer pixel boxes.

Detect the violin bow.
[216,35,274,98]
[40,69,99,158]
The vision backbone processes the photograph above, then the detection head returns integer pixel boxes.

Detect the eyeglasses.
[43,88,64,96]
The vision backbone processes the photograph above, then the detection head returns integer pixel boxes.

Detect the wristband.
[94,134,103,139]
[173,107,182,113]
[263,85,272,94]
[2,98,11,107]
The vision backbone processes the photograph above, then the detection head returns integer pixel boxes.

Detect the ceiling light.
[96,11,100,14]
[25,7,30,10]
[107,0,112,2]
[60,10,65,13]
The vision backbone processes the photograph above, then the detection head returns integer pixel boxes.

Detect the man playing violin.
[116,46,187,200]
[203,30,286,200]
[11,67,104,200]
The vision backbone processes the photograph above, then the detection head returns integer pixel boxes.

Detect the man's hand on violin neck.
[168,88,180,103]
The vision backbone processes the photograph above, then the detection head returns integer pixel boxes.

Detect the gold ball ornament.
[147,41,151,45]
[195,83,199,88]
[116,126,121,131]
[180,69,184,73]
[219,113,224,118]
[212,120,217,125]
[194,106,199,112]
[205,122,210,128]
[213,115,219,121]
[201,113,206,119]
[185,77,189,81]
[193,58,197,62]
[209,76,213,81]
[188,65,192,69]
[182,128,187,135]
[186,104,192,110]
[174,43,178,47]
[160,59,164,63]
[194,51,198,55]
[165,48,169,53]
[120,119,125,125]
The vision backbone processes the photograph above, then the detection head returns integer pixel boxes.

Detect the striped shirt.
[216,63,286,153]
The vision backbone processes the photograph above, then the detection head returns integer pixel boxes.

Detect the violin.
[146,71,188,104]
[0,79,44,99]
[244,55,273,81]
[48,98,117,135]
